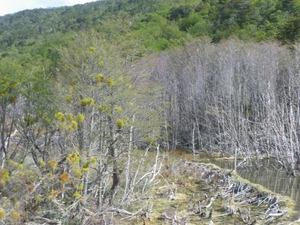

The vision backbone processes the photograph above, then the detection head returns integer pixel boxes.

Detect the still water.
[212,159,300,218]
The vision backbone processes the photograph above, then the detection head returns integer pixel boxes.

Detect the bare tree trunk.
[108,116,119,206]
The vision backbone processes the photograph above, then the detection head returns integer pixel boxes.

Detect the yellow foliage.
[89,98,94,106]
[55,112,64,120]
[80,98,94,106]
[18,172,24,177]
[48,160,58,171]
[82,161,89,168]
[76,114,85,123]
[68,120,78,132]
[29,175,36,182]
[82,167,89,173]
[70,120,78,129]
[0,208,5,220]
[98,105,104,112]
[66,113,74,121]
[80,98,89,106]
[10,211,20,222]
[117,119,124,129]
[98,104,110,113]
[98,61,104,68]
[78,183,84,191]
[39,111,46,118]
[40,160,46,167]
[44,117,51,124]
[107,78,115,87]
[65,94,73,103]
[115,106,122,112]
[24,114,37,125]
[73,192,82,198]
[0,170,10,180]
[90,157,97,163]
[74,169,82,178]
[7,160,15,166]
[50,189,58,197]
[95,74,105,82]
[67,152,80,166]
[34,195,43,203]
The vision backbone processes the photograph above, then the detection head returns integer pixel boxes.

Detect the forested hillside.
[1,0,299,56]
[0,0,300,224]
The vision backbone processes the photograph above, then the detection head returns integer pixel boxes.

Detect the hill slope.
[0,0,299,63]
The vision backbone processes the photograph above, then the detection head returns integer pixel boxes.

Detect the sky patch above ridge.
[1,0,97,16]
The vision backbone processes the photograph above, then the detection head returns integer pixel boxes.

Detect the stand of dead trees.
[153,39,300,175]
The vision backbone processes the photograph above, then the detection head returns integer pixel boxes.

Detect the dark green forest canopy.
[0,0,299,63]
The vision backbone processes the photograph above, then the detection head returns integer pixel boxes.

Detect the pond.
[212,158,300,219]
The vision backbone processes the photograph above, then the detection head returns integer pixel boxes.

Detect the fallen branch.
[266,210,287,219]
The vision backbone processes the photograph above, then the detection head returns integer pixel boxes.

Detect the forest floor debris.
[123,152,297,225]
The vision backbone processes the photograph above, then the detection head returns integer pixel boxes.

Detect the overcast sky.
[0,0,97,16]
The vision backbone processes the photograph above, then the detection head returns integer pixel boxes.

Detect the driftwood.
[190,162,289,224]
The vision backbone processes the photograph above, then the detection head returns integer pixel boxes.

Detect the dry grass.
[116,150,297,225]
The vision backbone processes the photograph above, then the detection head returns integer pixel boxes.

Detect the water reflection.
[212,159,300,218]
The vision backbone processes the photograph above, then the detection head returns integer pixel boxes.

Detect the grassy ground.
[118,150,298,225]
